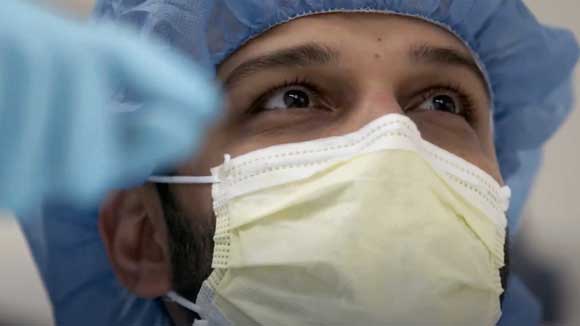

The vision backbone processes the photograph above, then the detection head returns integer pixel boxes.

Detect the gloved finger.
[0,5,221,213]
[45,29,222,206]
[92,26,222,190]
[88,23,220,117]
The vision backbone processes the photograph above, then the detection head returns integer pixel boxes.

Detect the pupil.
[284,89,310,108]
[433,95,456,113]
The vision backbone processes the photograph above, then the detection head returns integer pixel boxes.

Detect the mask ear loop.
[148,154,232,184]
[166,291,208,326]
[148,175,219,184]
[153,156,233,325]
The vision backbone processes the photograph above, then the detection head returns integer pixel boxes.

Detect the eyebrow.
[223,43,339,89]
[410,44,486,88]
[223,42,486,92]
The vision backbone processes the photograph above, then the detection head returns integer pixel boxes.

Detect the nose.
[343,85,404,131]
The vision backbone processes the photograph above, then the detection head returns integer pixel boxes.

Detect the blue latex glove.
[0,1,220,214]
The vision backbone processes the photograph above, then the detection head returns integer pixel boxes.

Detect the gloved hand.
[0,1,220,214]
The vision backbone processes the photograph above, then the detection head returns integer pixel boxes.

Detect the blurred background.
[0,0,579,325]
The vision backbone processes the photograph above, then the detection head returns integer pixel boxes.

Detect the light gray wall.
[516,1,580,325]
[1,0,579,325]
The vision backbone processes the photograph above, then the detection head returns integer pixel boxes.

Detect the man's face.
[175,12,500,224]
[99,12,504,312]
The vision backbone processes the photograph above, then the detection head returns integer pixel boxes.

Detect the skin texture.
[99,13,504,324]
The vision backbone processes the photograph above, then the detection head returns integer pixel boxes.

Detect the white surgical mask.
[151,114,510,326]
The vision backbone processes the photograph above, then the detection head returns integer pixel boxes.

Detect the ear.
[98,186,172,298]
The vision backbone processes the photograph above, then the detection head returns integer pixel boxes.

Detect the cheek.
[211,109,345,157]
[409,111,503,183]
[169,129,228,226]
[179,121,235,176]
[174,184,216,229]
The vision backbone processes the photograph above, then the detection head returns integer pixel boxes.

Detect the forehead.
[218,13,475,76]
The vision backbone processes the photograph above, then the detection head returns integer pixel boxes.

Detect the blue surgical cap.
[20,1,578,326]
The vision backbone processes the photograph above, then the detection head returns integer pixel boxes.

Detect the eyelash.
[248,78,476,122]
[411,82,476,122]
[248,77,321,113]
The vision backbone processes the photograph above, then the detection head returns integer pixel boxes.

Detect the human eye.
[404,84,475,121]
[248,79,330,114]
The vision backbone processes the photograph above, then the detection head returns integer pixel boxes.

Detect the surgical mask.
[150,114,511,326]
